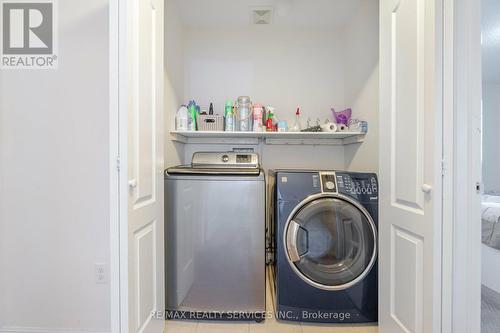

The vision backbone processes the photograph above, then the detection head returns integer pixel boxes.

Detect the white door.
[126,0,164,331]
[379,0,443,332]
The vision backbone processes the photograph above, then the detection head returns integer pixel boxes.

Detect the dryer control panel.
[336,173,378,201]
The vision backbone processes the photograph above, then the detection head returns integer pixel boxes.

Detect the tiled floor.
[165,269,378,333]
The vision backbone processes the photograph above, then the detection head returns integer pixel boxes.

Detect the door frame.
[441,0,482,332]
[109,0,126,332]
[108,0,483,331]
[111,0,166,331]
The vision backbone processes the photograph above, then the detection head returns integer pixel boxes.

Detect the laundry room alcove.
[164,0,380,173]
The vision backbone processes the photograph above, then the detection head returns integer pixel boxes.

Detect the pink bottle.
[253,104,265,132]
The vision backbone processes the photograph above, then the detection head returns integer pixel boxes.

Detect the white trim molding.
[442,0,482,332]
[109,0,121,332]
[0,328,109,333]
[117,0,130,331]
[441,0,454,332]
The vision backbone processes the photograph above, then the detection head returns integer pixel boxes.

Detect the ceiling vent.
[251,7,273,25]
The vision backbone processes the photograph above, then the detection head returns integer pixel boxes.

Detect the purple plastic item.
[331,108,352,125]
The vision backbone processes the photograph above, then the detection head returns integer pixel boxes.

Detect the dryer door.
[284,195,377,291]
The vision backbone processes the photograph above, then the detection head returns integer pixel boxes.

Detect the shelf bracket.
[342,134,366,145]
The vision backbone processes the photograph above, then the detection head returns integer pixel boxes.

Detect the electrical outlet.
[95,263,107,284]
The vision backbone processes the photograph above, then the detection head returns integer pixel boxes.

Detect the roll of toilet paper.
[320,122,338,132]
[337,124,348,132]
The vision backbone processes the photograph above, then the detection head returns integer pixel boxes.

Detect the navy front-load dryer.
[269,170,378,323]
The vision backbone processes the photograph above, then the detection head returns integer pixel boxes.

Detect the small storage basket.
[197,115,224,131]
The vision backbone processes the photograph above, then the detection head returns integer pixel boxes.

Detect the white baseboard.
[0,327,109,333]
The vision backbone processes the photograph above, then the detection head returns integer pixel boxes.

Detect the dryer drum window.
[285,196,377,291]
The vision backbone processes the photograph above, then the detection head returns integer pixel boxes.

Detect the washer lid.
[165,165,261,176]
[166,152,261,176]
[284,194,377,291]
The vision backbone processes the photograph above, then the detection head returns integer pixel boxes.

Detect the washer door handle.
[286,220,302,263]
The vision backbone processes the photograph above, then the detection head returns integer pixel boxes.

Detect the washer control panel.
[191,152,259,168]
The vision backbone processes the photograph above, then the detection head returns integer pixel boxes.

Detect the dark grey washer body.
[270,170,378,323]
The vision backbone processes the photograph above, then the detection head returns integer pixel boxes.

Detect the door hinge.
[116,156,121,172]
[441,159,447,176]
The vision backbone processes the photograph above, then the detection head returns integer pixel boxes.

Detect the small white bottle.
[176,106,188,131]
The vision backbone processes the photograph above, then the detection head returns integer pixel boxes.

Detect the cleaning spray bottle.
[266,109,274,132]
[290,107,302,132]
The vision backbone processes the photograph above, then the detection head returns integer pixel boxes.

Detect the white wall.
[482,244,500,293]
[343,0,380,172]
[482,84,500,193]
[164,0,185,167]
[0,0,111,331]
[175,26,353,170]
[183,27,347,125]
[182,143,346,172]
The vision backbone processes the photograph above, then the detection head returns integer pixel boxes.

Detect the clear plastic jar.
[236,96,253,132]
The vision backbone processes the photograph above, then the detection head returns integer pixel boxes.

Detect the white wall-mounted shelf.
[170,131,366,146]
